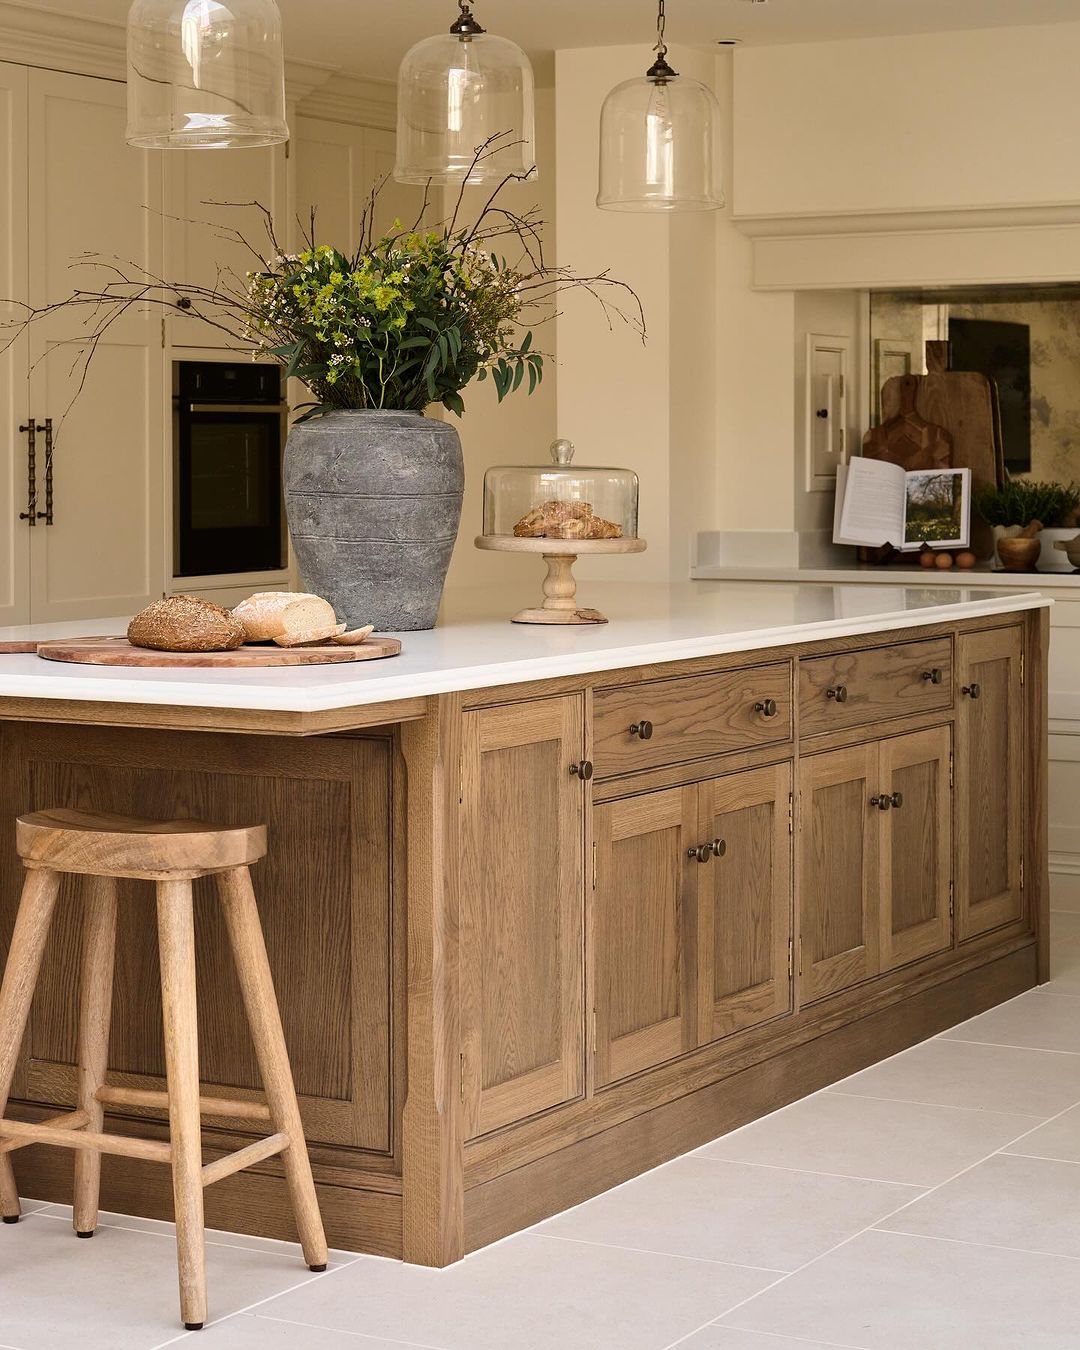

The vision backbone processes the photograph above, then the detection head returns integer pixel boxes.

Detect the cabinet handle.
[628,720,654,740]
[687,842,713,863]
[17,420,38,526]
[754,698,778,717]
[569,760,594,782]
[922,667,943,685]
[826,685,848,703]
[869,794,892,811]
[961,683,981,700]
[35,418,54,526]
[890,792,904,809]
[710,838,727,859]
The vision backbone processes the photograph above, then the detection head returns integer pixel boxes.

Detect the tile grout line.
[535,1230,790,1274]
[659,1087,1080,1350]
[877,1225,1080,1265]
[941,1036,1080,1056]
[821,1088,1047,1119]
[250,1311,452,1350]
[688,1155,937,1188]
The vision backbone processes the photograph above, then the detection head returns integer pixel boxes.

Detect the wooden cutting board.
[863,374,953,470]
[33,637,402,668]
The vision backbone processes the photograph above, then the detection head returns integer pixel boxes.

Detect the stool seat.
[16,810,267,880]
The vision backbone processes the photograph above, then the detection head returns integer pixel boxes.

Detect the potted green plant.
[975,480,1080,572]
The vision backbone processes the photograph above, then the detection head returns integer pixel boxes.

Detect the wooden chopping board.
[32,637,402,668]
[863,374,953,470]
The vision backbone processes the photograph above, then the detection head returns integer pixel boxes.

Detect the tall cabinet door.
[698,763,792,1043]
[880,727,953,971]
[460,697,585,1139]
[0,62,29,625]
[27,70,165,621]
[956,627,1025,941]
[800,743,880,1002]
[593,786,698,1088]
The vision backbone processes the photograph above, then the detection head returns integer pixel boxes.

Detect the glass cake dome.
[482,439,640,542]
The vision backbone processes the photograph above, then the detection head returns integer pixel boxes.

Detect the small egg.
[955,551,977,569]
[919,550,936,568]
[935,552,955,570]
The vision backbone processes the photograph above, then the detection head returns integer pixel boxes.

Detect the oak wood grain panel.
[800,742,880,1002]
[1025,609,1050,982]
[956,626,1024,941]
[880,726,953,971]
[698,762,793,1043]
[800,638,953,737]
[460,697,585,1139]
[592,787,698,1087]
[0,723,394,1156]
[592,663,791,778]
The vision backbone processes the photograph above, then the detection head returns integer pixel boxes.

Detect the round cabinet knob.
[826,685,849,703]
[922,668,944,685]
[629,720,654,740]
[869,794,892,811]
[687,843,713,864]
[710,838,727,859]
[962,683,981,700]
[890,792,904,809]
[754,698,778,718]
[569,760,594,782]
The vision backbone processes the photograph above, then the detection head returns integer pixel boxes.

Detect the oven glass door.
[177,408,285,577]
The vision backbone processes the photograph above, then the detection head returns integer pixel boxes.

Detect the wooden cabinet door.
[880,727,953,971]
[593,786,698,1087]
[460,697,585,1138]
[956,627,1024,941]
[698,763,792,1043]
[800,743,880,1002]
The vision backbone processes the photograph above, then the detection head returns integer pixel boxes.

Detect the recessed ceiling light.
[716,38,743,45]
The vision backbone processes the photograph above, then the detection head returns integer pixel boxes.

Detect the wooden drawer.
[799,637,953,736]
[592,663,792,777]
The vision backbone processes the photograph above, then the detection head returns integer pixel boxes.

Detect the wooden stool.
[0,809,328,1331]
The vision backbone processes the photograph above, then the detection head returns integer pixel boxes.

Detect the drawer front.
[592,663,792,777]
[799,637,953,735]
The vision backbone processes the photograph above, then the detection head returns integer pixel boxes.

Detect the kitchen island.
[0,582,1051,1267]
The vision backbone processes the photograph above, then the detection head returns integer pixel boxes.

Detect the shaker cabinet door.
[593,785,699,1087]
[698,762,792,1043]
[956,627,1025,941]
[799,743,880,1002]
[879,726,953,971]
[460,696,586,1139]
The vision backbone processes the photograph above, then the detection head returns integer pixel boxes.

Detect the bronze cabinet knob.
[869,794,892,811]
[629,720,654,740]
[710,838,727,858]
[687,843,713,863]
[826,685,849,703]
[754,698,778,717]
[569,760,594,781]
[922,668,944,685]
[890,792,904,809]
[962,683,981,700]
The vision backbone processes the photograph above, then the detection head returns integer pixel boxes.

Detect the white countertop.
[0,582,1050,715]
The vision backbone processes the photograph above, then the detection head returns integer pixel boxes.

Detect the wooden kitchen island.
[0,582,1051,1268]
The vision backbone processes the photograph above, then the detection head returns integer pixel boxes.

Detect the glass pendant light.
[126,0,289,149]
[395,1,536,186]
[597,0,723,212]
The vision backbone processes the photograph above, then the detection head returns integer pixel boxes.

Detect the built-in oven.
[173,360,288,578]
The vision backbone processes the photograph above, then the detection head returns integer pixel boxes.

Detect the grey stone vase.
[283,410,464,631]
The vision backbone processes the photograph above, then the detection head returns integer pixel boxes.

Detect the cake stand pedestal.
[474,536,648,625]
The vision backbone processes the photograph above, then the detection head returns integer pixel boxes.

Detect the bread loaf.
[127,596,245,653]
[232,592,347,647]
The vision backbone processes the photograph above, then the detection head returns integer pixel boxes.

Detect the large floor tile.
[828,1037,1080,1116]
[676,1328,869,1350]
[877,1152,1080,1259]
[192,1312,440,1349]
[1005,1101,1080,1163]
[720,1228,1080,1350]
[537,1156,918,1272]
[0,1209,330,1350]
[940,989,1080,1054]
[251,1233,776,1350]
[695,1089,1038,1186]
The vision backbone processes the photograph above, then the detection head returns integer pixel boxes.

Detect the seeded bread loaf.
[127,596,245,652]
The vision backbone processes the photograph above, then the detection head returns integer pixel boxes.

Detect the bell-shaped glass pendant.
[126,0,289,149]
[395,0,536,186]
[597,1,723,212]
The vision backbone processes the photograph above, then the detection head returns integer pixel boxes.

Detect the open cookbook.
[833,458,972,551]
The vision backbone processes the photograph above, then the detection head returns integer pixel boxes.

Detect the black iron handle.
[36,418,53,526]
[754,698,778,718]
[569,760,594,782]
[629,720,653,740]
[962,683,981,700]
[17,420,37,525]
[826,685,849,703]
[922,668,943,685]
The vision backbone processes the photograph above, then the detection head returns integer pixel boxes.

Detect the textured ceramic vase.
[283,410,464,631]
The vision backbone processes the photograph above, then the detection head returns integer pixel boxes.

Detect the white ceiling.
[24,0,1080,79]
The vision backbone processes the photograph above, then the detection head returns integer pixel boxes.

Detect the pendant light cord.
[656,0,667,59]
[646,0,678,79]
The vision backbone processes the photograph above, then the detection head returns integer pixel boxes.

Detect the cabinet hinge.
[787,940,794,979]
[459,767,463,806]
[459,1052,465,1103]
[1020,651,1026,686]
[1020,857,1026,891]
[591,840,597,890]
[949,752,954,790]
[949,879,955,917]
[591,1008,597,1056]
[161,316,166,350]
[788,792,794,835]
[798,938,804,977]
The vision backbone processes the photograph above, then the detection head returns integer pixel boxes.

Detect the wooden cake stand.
[474,536,648,625]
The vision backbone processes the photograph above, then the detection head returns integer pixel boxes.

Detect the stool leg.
[156,879,207,1332]
[0,868,61,1223]
[73,875,118,1238]
[217,867,328,1271]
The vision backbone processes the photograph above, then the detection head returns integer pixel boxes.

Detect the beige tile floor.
[6,884,1080,1349]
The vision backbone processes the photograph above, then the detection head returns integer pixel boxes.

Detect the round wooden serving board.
[32,637,402,668]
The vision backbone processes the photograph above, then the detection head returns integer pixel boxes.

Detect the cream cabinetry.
[294,119,424,248]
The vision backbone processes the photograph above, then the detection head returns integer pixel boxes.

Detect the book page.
[833,457,907,547]
[900,468,972,551]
